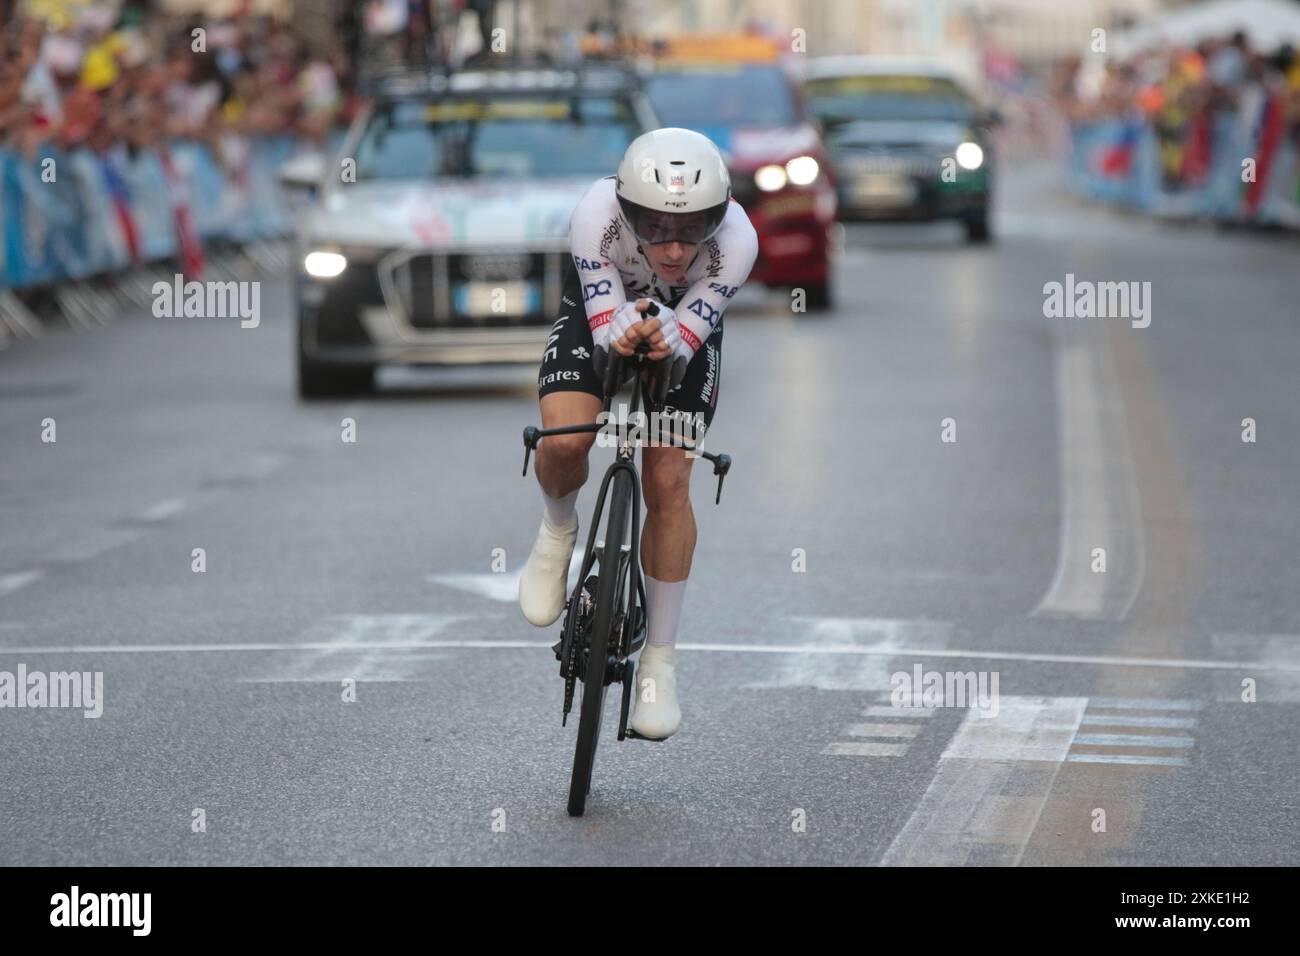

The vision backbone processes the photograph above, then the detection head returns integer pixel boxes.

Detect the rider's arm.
[672,206,758,355]
[568,181,628,351]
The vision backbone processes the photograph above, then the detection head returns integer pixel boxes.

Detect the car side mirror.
[279,152,326,193]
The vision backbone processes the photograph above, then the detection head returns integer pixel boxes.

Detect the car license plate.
[853,174,916,206]
[454,281,537,317]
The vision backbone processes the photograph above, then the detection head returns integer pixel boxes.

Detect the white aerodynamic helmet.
[615,127,731,245]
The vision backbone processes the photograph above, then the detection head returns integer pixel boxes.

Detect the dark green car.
[802,58,996,242]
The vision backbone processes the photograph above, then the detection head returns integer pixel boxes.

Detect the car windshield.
[645,66,799,127]
[804,75,973,124]
[353,95,641,180]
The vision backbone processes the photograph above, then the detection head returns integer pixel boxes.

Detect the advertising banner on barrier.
[0,137,303,292]
[1071,111,1300,226]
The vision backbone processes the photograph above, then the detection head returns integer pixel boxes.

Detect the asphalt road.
[2,164,1297,865]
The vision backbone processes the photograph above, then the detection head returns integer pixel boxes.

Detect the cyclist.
[519,127,758,740]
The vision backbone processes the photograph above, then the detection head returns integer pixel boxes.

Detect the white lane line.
[254,614,471,682]
[0,569,45,597]
[1080,714,1197,729]
[1066,754,1187,767]
[1032,331,1145,621]
[746,617,953,691]
[1072,733,1195,748]
[1212,633,1300,702]
[822,742,908,757]
[790,616,953,644]
[0,639,1297,673]
[845,722,923,738]
[0,639,541,655]
[880,696,1088,866]
[690,642,1300,672]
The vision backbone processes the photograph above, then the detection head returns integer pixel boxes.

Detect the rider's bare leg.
[640,444,695,647]
[630,442,693,738]
[535,391,602,519]
[519,391,602,627]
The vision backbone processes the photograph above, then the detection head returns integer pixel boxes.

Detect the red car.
[644,57,838,310]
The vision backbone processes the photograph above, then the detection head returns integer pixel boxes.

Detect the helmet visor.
[618,197,729,245]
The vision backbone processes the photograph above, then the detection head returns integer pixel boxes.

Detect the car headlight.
[755,164,787,192]
[785,155,819,186]
[955,142,984,171]
[304,251,347,278]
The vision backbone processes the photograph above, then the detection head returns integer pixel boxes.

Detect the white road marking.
[824,693,942,758]
[821,741,908,757]
[1066,754,1186,767]
[1073,733,1195,748]
[880,696,1088,866]
[249,614,470,683]
[0,639,541,654]
[745,617,952,691]
[1212,633,1300,702]
[845,722,922,738]
[0,569,45,597]
[941,696,1086,762]
[862,705,936,718]
[1068,698,1199,766]
[1087,697,1203,711]
[791,616,952,645]
[1080,714,1197,729]
[0,636,1296,675]
[1032,330,1145,621]
[688,641,1300,672]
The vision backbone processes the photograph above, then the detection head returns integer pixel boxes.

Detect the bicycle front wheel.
[567,469,632,817]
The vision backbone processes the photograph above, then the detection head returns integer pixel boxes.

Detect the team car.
[801,57,997,242]
[642,38,838,310]
[282,65,656,397]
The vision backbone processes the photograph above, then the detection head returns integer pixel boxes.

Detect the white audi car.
[283,65,657,397]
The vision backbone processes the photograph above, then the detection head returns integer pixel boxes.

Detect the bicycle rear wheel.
[567,469,633,817]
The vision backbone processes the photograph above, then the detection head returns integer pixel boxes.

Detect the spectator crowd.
[1053,31,1300,193]
[0,1,354,166]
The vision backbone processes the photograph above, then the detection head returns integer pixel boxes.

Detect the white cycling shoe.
[630,644,681,740]
[518,515,579,627]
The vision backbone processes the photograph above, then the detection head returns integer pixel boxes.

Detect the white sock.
[644,573,687,648]
[542,487,578,529]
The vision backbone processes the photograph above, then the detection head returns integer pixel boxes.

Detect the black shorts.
[538,266,723,440]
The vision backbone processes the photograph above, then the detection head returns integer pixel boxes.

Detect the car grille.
[838,147,943,178]
[382,250,566,329]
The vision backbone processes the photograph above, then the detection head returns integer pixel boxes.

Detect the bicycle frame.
[518,337,735,808]
[524,356,655,667]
